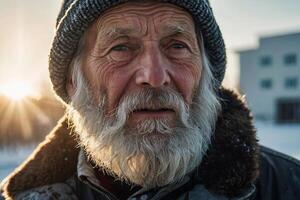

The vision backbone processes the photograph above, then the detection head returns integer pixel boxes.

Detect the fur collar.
[2,88,259,198]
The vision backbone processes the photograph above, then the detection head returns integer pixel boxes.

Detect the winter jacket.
[1,88,300,200]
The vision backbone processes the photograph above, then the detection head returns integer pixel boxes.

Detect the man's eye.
[111,44,129,51]
[170,43,187,49]
[108,44,135,62]
[165,41,191,59]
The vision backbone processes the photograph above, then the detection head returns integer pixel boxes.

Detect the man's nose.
[135,45,171,88]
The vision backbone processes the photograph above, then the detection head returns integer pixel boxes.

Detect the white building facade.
[238,32,300,123]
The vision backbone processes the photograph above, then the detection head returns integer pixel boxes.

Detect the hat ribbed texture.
[49,0,226,103]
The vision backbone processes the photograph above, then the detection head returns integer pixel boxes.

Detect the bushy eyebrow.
[101,27,136,41]
[161,24,196,43]
[162,24,186,35]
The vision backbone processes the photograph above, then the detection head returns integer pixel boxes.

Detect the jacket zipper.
[82,178,119,200]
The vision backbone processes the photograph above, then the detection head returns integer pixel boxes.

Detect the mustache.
[116,88,189,116]
[102,87,191,131]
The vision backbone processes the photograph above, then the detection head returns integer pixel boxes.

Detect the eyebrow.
[161,24,196,42]
[163,24,186,34]
[102,27,136,41]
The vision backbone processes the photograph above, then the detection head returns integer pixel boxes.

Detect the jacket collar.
[77,149,257,200]
[2,88,259,199]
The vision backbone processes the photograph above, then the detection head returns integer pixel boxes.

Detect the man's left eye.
[111,44,130,51]
[170,43,187,49]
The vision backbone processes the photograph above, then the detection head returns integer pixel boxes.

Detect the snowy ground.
[0,145,36,182]
[1,122,300,182]
[255,121,300,159]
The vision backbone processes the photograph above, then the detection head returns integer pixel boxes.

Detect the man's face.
[68,1,219,189]
[80,2,202,128]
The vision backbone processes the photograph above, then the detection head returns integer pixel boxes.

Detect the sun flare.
[0,81,37,101]
[0,80,52,142]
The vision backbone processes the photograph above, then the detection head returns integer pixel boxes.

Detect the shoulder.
[256,146,300,199]
[260,145,300,174]
[1,177,78,200]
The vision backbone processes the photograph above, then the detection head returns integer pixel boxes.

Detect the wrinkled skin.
[68,2,202,129]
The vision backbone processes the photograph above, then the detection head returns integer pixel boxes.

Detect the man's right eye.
[111,44,129,51]
[108,44,134,62]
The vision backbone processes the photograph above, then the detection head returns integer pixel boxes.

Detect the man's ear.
[66,73,76,97]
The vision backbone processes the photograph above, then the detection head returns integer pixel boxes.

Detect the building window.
[277,99,300,123]
[260,56,272,67]
[260,79,273,89]
[285,77,298,89]
[284,53,297,65]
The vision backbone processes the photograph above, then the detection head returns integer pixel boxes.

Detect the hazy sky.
[210,0,300,87]
[0,0,60,92]
[0,0,299,91]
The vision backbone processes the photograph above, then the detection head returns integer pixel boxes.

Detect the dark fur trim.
[2,88,259,199]
[198,88,260,197]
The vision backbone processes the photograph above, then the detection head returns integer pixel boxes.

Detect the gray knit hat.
[49,0,226,103]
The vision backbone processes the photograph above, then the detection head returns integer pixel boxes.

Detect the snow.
[0,121,299,182]
[255,121,300,160]
[0,145,35,182]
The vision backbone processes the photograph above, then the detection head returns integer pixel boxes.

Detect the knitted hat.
[49,0,226,103]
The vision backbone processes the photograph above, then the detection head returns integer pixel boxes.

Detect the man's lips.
[134,108,174,112]
[131,108,175,118]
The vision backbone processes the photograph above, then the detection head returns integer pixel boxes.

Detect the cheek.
[171,59,202,103]
[105,69,132,113]
[83,56,132,110]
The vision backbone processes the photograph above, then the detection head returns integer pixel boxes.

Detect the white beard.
[67,67,220,189]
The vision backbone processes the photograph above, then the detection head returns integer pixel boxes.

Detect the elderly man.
[1,0,300,199]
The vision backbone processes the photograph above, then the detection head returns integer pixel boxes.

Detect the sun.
[0,81,37,101]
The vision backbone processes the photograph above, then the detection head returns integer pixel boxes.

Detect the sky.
[210,0,300,88]
[0,0,299,93]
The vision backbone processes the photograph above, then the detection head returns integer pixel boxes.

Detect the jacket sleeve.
[256,146,300,200]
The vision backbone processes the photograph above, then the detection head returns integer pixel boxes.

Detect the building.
[237,32,300,123]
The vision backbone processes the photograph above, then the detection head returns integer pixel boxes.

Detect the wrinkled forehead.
[92,1,196,37]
